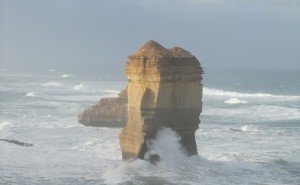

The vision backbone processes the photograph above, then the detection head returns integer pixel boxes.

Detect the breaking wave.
[204,87,300,101]
[61,74,72,78]
[145,127,188,163]
[74,83,84,90]
[230,125,259,132]
[203,104,300,122]
[42,81,61,87]
[224,98,248,104]
[25,92,43,98]
[239,125,258,132]
[0,121,11,130]
[102,89,120,94]
[103,127,189,184]
[24,91,99,102]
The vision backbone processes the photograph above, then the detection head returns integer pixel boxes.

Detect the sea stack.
[119,40,203,160]
[78,88,127,127]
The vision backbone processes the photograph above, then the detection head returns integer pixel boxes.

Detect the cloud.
[140,0,300,22]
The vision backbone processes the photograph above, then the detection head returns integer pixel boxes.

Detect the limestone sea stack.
[119,40,203,160]
[78,88,127,127]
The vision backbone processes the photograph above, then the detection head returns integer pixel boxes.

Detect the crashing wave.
[224,98,248,104]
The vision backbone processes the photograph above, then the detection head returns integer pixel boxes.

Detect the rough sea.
[1,68,299,185]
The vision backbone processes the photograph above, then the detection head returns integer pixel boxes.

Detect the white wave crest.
[74,83,84,90]
[204,87,272,98]
[43,81,61,87]
[102,89,120,94]
[0,121,11,130]
[239,125,259,132]
[61,74,72,78]
[25,92,41,97]
[203,105,300,122]
[204,87,300,101]
[224,98,248,104]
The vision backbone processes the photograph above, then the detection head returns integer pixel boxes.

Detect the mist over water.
[0,68,300,184]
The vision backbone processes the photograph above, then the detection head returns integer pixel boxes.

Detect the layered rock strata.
[119,40,203,160]
[78,88,127,127]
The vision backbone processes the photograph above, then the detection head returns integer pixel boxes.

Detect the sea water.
[0,68,299,185]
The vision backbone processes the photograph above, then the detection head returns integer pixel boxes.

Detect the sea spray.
[102,159,152,185]
[145,127,188,165]
[103,127,190,184]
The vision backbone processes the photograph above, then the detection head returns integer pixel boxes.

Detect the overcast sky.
[0,0,299,75]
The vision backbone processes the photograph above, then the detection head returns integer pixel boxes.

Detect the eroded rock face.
[78,88,127,127]
[119,40,203,160]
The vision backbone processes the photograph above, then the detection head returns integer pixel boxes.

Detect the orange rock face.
[119,41,203,160]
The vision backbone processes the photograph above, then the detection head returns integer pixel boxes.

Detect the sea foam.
[239,125,259,132]
[25,92,44,98]
[203,104,300,122]
[74,83,84,90]
[61,74,72,78]
[0,121,11,130]
[102,127,188,185]
[204,87,300,101]
[224,98,248,104]
[102,89,120,94]
[204,87,273,98]
[43,81,61,87]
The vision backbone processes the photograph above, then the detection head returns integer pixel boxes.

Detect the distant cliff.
[78,88,127,127]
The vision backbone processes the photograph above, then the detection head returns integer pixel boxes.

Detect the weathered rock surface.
[78,88,127,127]
[119,40,203,160]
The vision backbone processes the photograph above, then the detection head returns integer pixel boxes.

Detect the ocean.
[0,68,299,185]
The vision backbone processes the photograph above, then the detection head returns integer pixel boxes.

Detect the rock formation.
[119,40,203,160]
[0,139,33,147]
[78,88,127,127]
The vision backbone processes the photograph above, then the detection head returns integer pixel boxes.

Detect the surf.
[203,87,300,101]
